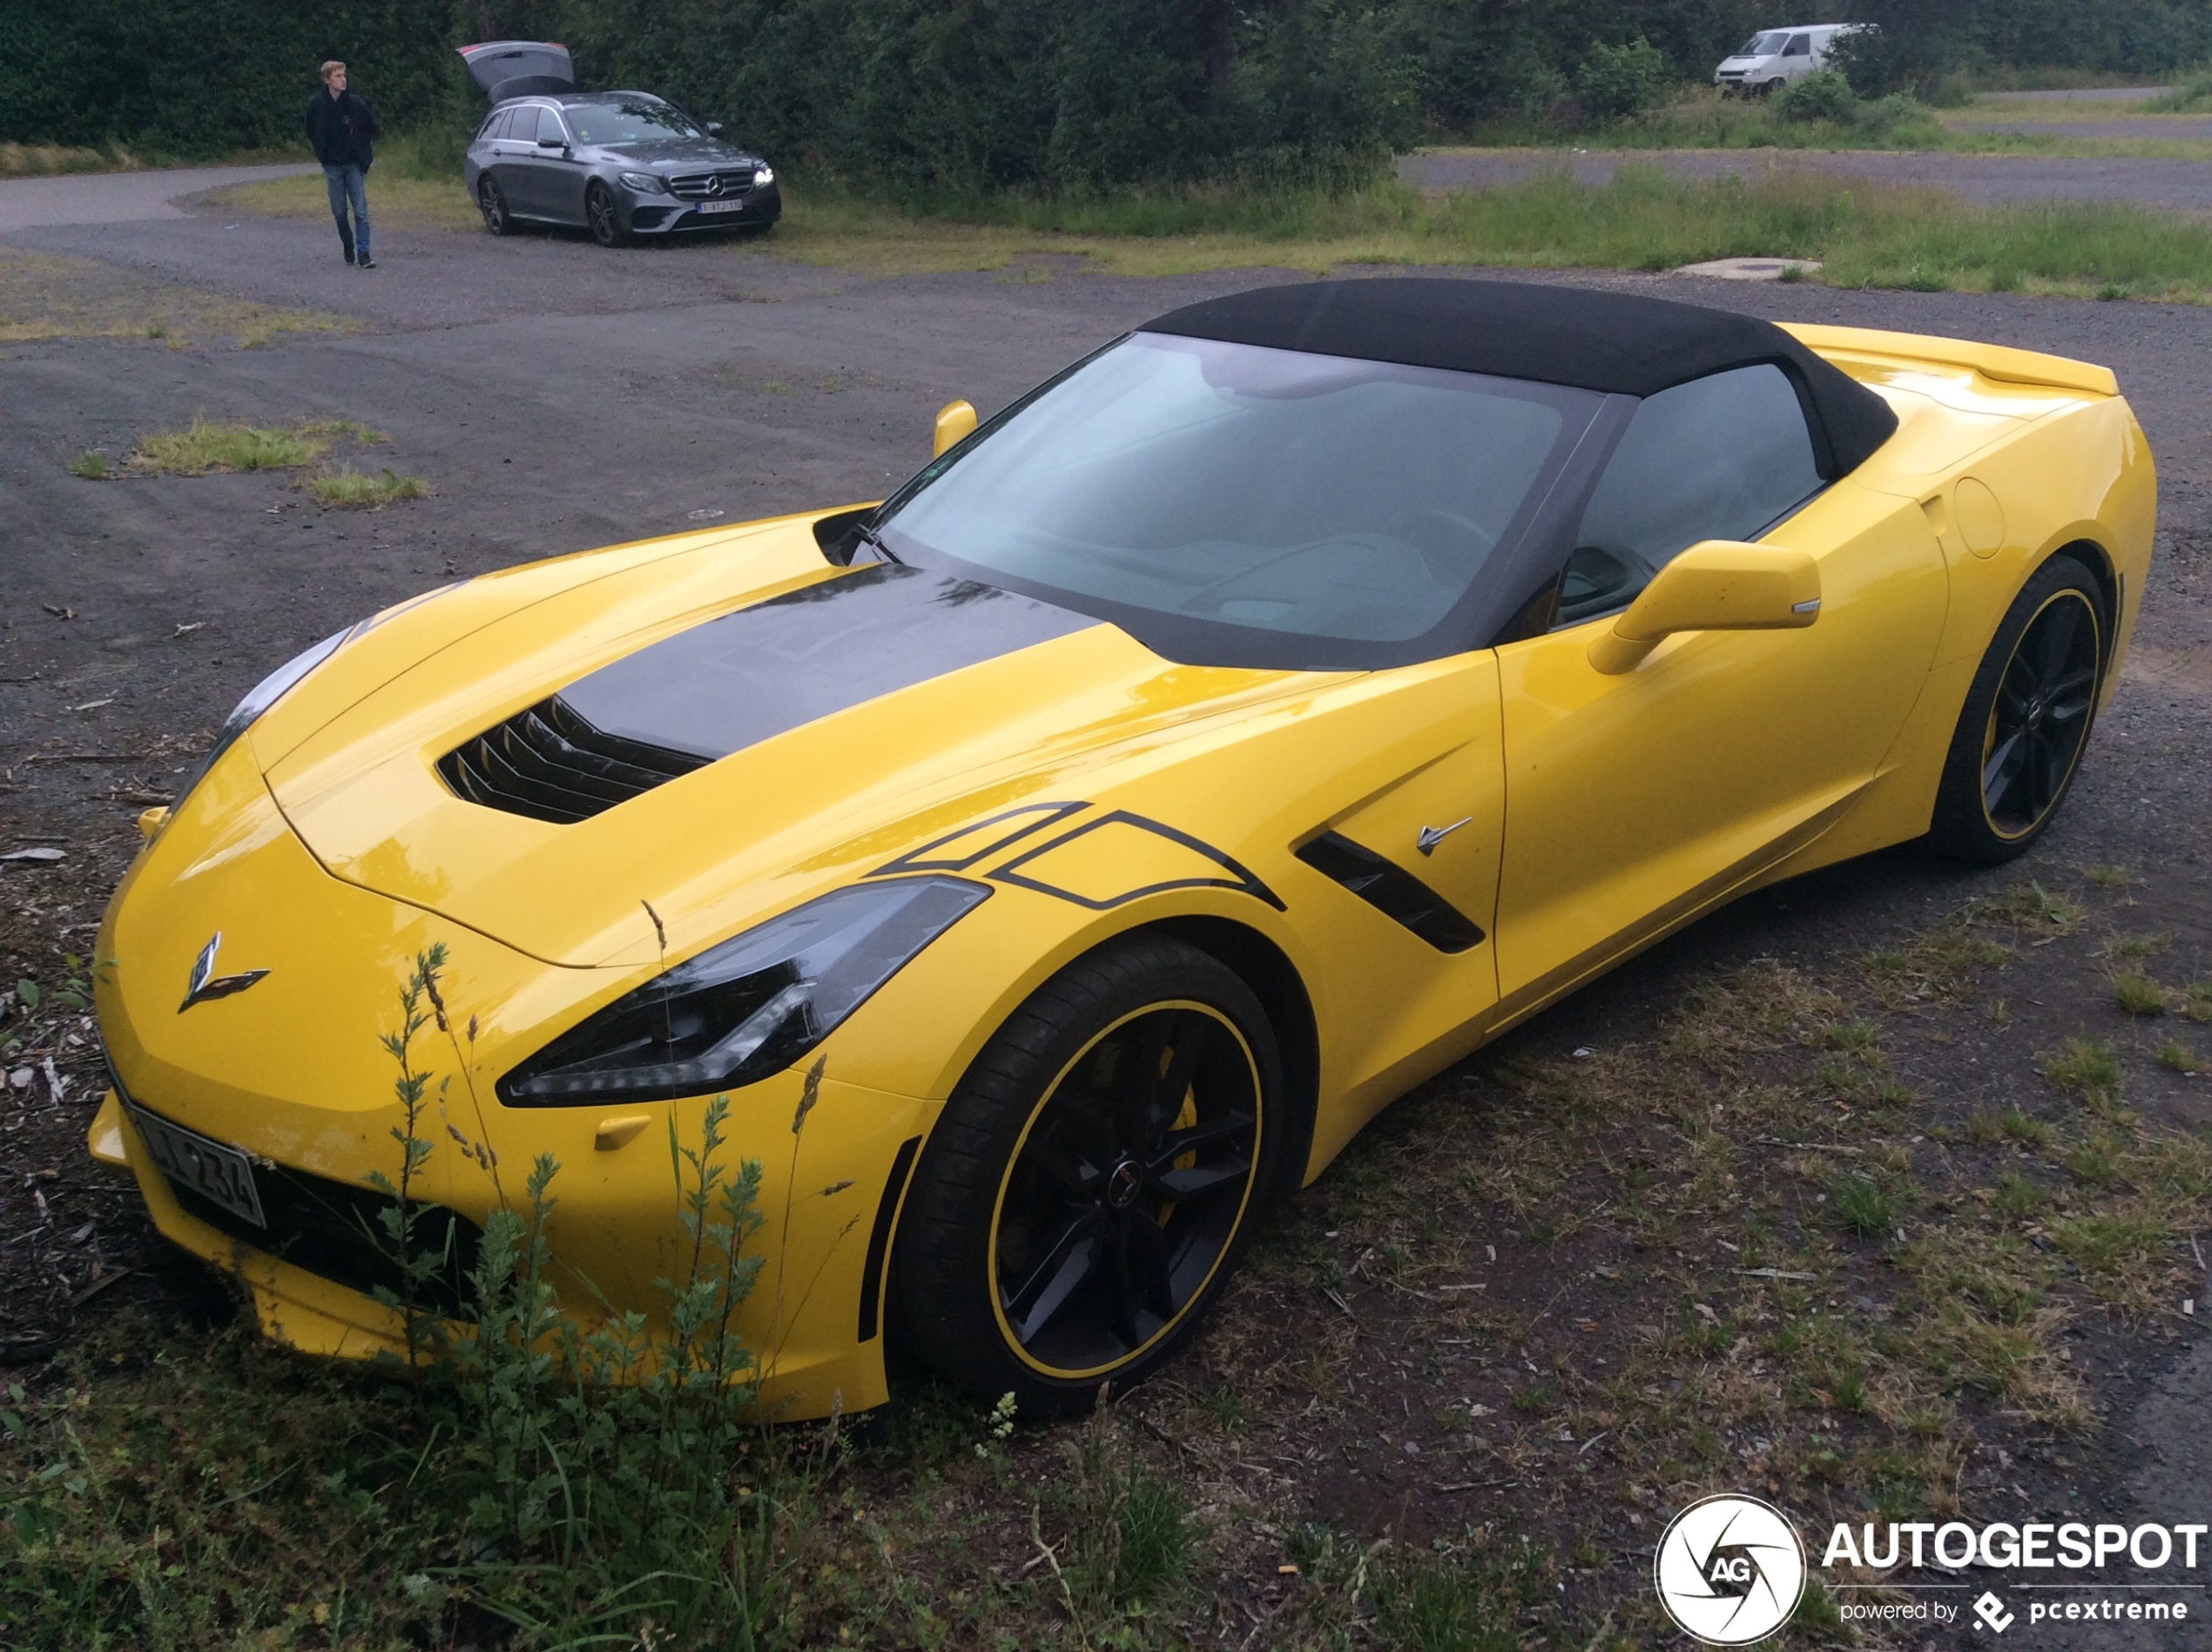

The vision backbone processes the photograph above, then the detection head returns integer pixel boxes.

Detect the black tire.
[892,934,1285,1415]
[1928,552,2107,865]
[477,176,510,236]
[586,183,624,247]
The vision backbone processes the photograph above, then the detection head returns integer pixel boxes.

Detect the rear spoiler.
[1779,322,2118,398]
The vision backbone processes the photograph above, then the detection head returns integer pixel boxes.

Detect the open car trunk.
[457,40,576,105]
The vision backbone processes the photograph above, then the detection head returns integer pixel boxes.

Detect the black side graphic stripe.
[990,810,1285,912]
[859,1134,923,1343]
[1295,831,1486,953]
[871,800,1088,877]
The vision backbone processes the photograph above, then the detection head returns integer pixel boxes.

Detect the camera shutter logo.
[1653,1494,1806,1645]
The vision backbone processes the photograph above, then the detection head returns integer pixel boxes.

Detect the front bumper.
[627,182,782,235]
[89,741,924,1419]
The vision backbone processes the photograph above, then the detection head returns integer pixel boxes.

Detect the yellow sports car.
[88,280,2153,1419]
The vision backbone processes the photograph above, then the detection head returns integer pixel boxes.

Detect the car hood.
[603,138,759,168]
[248,512,1320,969]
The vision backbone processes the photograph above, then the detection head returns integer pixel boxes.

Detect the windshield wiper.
[851,520,903,565]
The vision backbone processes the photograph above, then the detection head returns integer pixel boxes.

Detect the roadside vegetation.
[6,860,2208,1647]
[207,162,2212,302]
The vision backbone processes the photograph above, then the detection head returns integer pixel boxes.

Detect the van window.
[1554,364,1824,627]
[1739,31,1788,55]
[1783,33,1811,56]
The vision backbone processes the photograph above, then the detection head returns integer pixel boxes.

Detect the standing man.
[304,61,379,269]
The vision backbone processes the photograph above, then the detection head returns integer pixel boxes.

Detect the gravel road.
[3,193,2209,1642]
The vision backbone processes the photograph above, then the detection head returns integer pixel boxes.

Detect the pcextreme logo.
[1653,1494,1808,1646]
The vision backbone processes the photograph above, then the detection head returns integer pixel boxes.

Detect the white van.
[1715,24,1856,95]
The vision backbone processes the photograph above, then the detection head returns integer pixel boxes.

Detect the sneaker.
[343,249,354,265]
[355,256,376,270]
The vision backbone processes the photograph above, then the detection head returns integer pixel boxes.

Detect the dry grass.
[206,172,485,234]
[0,246,348,349]
[0,142,145,178]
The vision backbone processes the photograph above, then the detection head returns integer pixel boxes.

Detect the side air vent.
[1294,831,1486,954]
[437,695,707,825]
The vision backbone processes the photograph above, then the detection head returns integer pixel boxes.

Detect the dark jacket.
[304,88,378,168]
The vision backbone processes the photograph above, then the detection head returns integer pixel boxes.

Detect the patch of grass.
[1371,1542,1552,1652]
[2044,1037,2122,1103]
[0,246,349,348]
[1993,1172,2048,1221]
[1990,881,2084,937]
[2114,971,2170,1015]
[2182,982,2212,1023]
[210,170,486,233]
[1833,1176,1901,1237]
[0,141,144,178]
[2002,1109,2056,1149]
[306,463,428,508]
[99,416,389,480]
[206,165,2212,300]
[2158,1040,2201,1074]
[2084,864,2134,888]
[64,451,107,479]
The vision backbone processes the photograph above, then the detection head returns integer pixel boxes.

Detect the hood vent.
[437,695,705,825]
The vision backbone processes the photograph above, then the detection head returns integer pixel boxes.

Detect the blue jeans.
[322,163,369,260]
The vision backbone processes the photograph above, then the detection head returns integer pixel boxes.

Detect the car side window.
[477,109,507,141]
[1784,33,1811,56]
[532,106,565,144]
[1555,363,1824,627]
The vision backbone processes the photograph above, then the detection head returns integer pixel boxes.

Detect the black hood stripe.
[439,564,1100,823]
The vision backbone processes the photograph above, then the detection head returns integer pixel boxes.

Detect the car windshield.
[876,333,1593,659]
[1738,32,1788,54]
[561,98,703,144]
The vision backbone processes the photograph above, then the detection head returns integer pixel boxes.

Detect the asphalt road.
[3,178,2209,1647]
[0,161,316,233]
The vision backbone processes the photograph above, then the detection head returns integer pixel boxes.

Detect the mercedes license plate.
[127,1103,265,1227]
[698,198,744,214]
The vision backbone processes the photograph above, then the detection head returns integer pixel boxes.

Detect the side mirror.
[706,120,725,135]
[536,134,565,148]
[932,399,978,458]
[1587,540,1821,674]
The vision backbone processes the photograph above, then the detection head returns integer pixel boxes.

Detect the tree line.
[8,0,2212,185]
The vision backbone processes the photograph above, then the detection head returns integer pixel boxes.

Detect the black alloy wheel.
[893,934,1285,1413]
[477,176,509,236]
[1931,552,2106,864]
[586,183,624,247]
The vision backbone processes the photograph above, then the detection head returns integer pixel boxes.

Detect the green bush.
[1575,37,1673,121]
[1777,70,1860,125]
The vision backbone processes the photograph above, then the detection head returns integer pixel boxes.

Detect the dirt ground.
[5,194,2212,1646]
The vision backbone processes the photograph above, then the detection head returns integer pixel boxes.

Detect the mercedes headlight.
[752,165,774,185]
[618,171,670,194]
[499,876,990,1105]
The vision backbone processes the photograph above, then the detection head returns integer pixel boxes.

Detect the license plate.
[697,198,745,214]
[127,1102,265,1227]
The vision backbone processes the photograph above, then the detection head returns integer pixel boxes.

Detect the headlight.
[618,171,670,193]
[498,876,990,1106]
[752,165,774,185]
[170,626,352,812]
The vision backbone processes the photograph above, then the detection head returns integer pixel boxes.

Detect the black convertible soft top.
[1143,278,1898,481]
